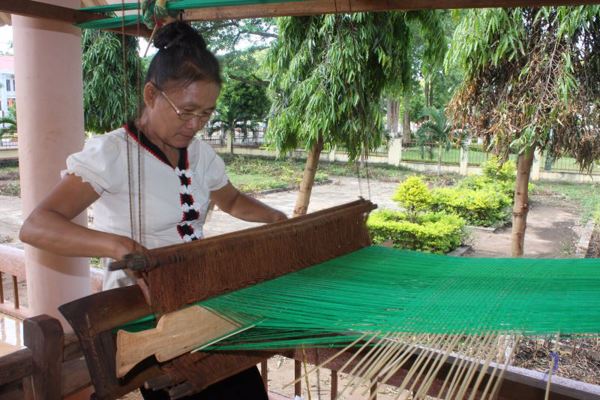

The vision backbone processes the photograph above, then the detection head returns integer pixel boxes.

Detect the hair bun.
[153,22,207,51]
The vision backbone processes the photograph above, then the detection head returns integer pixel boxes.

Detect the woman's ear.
[143,82,158,109]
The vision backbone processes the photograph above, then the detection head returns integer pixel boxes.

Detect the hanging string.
[121,0,137,244]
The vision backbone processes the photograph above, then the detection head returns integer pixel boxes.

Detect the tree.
[267,12,445,216]
[209,50,270,152]
[447,6,600,256]
[194,19,277,52]
[82,29,141,134]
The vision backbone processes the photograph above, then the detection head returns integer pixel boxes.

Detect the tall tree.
[447,6,600,256]
[209,50,270,152]
[82,30,141,134]
[267,12,445,216]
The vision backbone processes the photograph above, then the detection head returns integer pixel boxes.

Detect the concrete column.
[388,138,403,166]
[459,146,469,176]
[329,146,337,162]
[13,0,90,328]
[530,148,542,181]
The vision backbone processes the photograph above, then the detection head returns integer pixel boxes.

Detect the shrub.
[430,187,511,227]
[392,176,432,219]
[368,209,466,253]
[482,156,516,182]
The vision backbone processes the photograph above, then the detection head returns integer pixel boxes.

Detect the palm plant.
[415,107,453,173]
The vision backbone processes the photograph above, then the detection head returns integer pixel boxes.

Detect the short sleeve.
[204,150,229,191]
[61,135,123,195]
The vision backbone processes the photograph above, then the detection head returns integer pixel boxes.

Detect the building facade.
[0,55,15,119]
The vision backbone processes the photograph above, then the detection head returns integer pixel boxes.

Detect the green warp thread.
[119,246,600,350]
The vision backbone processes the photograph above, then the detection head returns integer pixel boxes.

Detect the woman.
[19,21,284,399]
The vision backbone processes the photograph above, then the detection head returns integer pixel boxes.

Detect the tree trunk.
[293,136,324,217]
[437,144,443,175]
[511,149,535,257]
[424,78,432,108]
[402,95,411,145]
[386,98,399,137]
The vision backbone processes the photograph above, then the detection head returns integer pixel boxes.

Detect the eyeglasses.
[153,83,213,122]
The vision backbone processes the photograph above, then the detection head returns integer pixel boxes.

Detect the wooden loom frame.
[54,200,600,399]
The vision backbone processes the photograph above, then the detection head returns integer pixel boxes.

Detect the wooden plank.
[0,347,32,386]
[61,357,91,398]
[0,301,32,320]
[141,199,375,314]
[115,305,240,377]
[0,0,102,25]
[184,0,600,21]
[0,245,26,280]
[0,0,150,36]
[22,315,64,400]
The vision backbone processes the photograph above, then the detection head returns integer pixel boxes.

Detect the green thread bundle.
[121,246,600,351]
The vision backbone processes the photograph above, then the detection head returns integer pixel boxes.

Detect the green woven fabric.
[120,247,600,350]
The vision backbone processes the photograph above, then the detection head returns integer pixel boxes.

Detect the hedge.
[367,210,466,254]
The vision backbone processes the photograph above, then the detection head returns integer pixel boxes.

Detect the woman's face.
[144,79,220,150]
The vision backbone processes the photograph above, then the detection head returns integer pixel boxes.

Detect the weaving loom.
[59,199,600,399]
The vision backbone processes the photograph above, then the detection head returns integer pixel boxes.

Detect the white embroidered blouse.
[62,124,229,289]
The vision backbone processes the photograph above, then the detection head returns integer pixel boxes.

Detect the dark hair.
[146,22,221,88]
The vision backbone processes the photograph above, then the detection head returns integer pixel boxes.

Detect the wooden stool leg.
[294,360,302,397]
[330,370,338,400]
[23,314,64,400]
[261,360,269,390]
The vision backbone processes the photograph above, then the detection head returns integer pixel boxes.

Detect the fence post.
[388,138,403,166]
[531,148,542,181]
[459,145,469,176]
[329,146,337,162]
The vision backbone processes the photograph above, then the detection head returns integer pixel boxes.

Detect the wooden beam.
[184,0,600,21]
[0,0,150,36]
[0,0,102,25]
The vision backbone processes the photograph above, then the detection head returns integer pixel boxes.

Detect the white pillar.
[13,0,90,328]
[459,146,469,176]
[530,148,542,181]
[388,138,403,166]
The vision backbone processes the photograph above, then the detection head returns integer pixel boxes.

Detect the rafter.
[0,0,150,36]
[184,0,600,21]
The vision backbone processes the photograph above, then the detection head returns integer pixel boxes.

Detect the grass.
[532,181,600,223]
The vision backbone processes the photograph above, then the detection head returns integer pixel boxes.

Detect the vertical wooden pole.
[0,271,4,303]
[23,315,64,400]
[330,370,338,400]
[12,275,19,309]
[295,360,302,397]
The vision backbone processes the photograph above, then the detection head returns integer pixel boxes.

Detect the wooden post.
[23,315,64,400]
[330,370,338,400]
[294,360,302,397]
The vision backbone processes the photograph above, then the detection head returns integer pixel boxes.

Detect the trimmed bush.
[430,187,511,227]
[368,209,466,253]
[392,176,432,219]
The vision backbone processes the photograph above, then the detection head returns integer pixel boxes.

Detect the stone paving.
[204,176,400,237]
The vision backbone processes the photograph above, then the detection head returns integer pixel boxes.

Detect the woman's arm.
[210,182,287,223]
[19,174,141,260]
